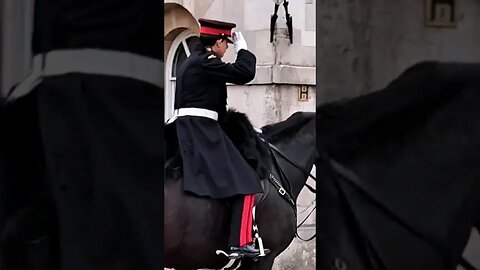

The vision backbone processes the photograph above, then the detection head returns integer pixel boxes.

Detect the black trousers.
[228,194,255,247]
[36,74,164,270]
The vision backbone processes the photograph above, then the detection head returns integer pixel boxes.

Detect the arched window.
[165,30,199,122]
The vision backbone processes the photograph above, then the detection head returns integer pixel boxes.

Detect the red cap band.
[200,26,231,37]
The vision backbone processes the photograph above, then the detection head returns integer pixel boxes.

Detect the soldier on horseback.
[166,18,270,259]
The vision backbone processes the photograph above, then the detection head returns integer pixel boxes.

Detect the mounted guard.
[166,18,271,259]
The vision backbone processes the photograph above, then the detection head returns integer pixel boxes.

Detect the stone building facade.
[318,0,480,103]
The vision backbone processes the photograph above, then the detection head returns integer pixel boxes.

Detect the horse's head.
[261,111,316,200]
[314,62,480,270]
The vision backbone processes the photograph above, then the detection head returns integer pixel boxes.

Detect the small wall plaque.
[299,85,309,101]
[425,0,457,28]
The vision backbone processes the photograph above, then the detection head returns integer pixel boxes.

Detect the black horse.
[164,110,316,270]
[316,61,480,270]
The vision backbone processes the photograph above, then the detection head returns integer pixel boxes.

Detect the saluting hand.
[232,31,248,53]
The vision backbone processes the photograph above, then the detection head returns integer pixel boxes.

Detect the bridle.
[258,132,317,242]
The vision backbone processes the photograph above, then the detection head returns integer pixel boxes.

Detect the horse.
[316,61,480,270]
[164,109,316,270]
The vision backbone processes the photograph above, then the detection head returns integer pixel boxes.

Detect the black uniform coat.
[1,1,163,270]
[174,43,263,199]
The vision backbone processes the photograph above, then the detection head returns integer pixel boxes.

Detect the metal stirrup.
[252,206,266,256]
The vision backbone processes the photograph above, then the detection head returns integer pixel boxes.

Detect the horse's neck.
[272,120,315,200]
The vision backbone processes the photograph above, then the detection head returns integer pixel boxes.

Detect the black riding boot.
[227,195,270,259]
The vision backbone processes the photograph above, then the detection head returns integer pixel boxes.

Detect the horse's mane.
[220,109,270,179]
[261,112,314,144]
[317,61,480,158]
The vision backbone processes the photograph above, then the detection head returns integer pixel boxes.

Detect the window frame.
[165,30,196,122]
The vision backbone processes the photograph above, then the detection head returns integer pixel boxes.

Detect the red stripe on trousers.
[239,194,255,246]
[247,195,255,243]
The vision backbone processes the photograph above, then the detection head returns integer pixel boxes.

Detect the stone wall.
[0,0,34,97]
[318,0,480,104]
